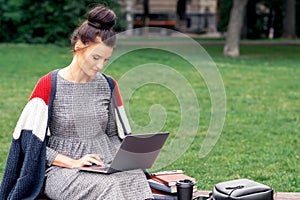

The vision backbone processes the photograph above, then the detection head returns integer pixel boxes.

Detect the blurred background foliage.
[0,0,126,45]
[218,0,300,39]
[0,0,299,45]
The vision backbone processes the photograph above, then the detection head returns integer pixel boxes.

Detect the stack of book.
[148,170,198,200]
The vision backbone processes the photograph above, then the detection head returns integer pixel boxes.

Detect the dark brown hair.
[71,5,116,50]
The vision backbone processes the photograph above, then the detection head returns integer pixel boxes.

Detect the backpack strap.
[48,69,58,123]
[102,73,131,139]
[45,69,59,140]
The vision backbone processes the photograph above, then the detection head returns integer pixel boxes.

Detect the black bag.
[210,178,274,200]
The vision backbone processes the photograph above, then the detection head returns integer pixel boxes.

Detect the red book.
[151,188,177,196]
[150,173,196,186]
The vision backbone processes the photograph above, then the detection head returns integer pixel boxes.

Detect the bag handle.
[226,185,244,198]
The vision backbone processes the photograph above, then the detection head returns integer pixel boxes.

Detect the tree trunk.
[142,0,149,35]
[143,0,149,26]
[282,0,296,39]
[223,0,248,57]
[176,0,187,32]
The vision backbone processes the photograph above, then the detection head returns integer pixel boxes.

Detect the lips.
[92,69,99,73]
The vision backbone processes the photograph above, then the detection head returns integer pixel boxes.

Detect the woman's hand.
[72,154,104,168]
[52,153,104,169]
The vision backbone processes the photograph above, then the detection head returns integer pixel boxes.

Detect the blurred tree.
[218,0,298,39]
[263,0,284,38]
[223,0,248,57]
[221,0,299,56]
[247,0,285,38]
[282,0,297,38]
[176,0,187,32]
[217,0,233,33]
[142,0,149,27]
[140,0,149,34]
[297,0,300,37]
[0,0,125,45]
[245,0,262,39]
[0,0,23,42]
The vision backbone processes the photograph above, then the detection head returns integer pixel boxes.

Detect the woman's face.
[76,42,113,79]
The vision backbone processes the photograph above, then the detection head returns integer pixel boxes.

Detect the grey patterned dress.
[44,73,153,200]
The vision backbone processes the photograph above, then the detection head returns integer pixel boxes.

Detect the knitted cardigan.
[0,70,131,200]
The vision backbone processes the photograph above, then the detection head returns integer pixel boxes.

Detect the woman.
[0,5,153,200]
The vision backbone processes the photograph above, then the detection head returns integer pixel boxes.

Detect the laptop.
[79,132,169,174]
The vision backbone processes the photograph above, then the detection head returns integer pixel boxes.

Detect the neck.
[66,58,92,83]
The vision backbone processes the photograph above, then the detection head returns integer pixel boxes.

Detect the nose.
[96,59,105,69]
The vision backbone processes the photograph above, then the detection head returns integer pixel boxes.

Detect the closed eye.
[93,55,101,60]
[92,55,110,62]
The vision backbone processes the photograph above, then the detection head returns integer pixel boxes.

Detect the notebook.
[150,173,196,186]
[79,132,169,174]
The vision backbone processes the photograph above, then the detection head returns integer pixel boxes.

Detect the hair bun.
[88,6,116,30]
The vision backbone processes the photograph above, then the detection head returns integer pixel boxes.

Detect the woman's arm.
[51,153,104,169]
[47,147,103,168]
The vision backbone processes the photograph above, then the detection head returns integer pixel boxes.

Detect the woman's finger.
[83,154,104,166]
[89,157,104,166]
[83,160,92,166]
[89,154,101,161]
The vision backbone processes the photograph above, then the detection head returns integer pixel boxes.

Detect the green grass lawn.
[0,41,299,192]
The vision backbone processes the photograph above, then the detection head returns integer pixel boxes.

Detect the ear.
[74,40,85,51]
[95,36,103,44]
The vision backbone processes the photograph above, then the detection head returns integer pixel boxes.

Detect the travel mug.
[176,179,194,200]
